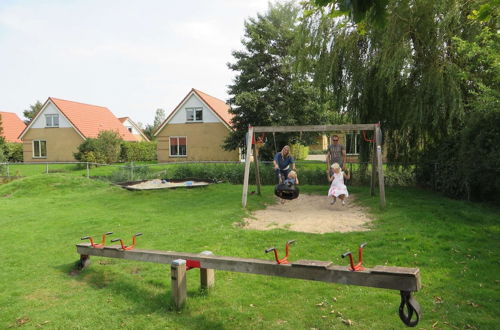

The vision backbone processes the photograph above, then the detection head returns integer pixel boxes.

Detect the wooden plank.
[253,124,377,133]
[376,126,386,208]
[292,260,333,268]
[242,126,254,208]
[171,259,187,308]
[76,244,420,291]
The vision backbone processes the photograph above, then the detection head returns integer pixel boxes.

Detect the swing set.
[241,124,386,208]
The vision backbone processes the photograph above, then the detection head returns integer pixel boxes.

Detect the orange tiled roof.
[49,98,137,141]
[192,89,233,127]
[118,117,128,123]
[0,112,26,143]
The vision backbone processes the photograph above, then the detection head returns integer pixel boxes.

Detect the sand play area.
[244,194,373,234]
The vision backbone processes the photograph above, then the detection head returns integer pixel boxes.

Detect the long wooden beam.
[76,244,420,292]
[253,124,377,133]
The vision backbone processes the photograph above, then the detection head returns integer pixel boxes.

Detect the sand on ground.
[127,179,209,190]
[243,194,373,234]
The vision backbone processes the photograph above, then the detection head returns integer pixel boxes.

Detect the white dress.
[328,171,349,197]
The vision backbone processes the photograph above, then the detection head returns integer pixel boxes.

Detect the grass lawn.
[0,174,498,329]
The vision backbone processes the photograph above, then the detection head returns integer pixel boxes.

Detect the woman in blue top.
[273,145,296,183]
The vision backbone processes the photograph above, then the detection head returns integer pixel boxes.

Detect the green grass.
[0,175,498,329]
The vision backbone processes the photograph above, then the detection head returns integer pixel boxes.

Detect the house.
[0,111,25,143]
[19,97,136,162]
[118,117,149,141]
[154,88,239,162]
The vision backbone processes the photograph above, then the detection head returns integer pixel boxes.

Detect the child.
[327,163,350,206]
[284,170,299,185]
[279,170,299,204]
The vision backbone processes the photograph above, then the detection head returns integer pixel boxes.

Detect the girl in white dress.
[327,163,350,205]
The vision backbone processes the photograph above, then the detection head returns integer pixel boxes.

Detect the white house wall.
[31,101,72,128]
[169,94,220,124]
[123,119,141,135]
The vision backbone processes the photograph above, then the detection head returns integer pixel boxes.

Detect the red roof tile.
[192,89,233,127]
[48,98,137,141]
[0,112,25,143]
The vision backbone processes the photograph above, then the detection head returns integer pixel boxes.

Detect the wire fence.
[0,160,420,187]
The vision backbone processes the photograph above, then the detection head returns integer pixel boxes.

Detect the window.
[346,133,361,155]
[127,127,133,133]
[186,107,203,122]
[33,140,47,158]
[45,114,59,127]
[169,136,187,157]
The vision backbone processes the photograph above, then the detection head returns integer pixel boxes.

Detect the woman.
[273,145,295,183]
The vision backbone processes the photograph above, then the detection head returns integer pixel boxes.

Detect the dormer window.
[186,107,203,122]
[45,114,59,127]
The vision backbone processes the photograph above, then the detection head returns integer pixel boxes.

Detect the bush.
[74,130,122,164]
[120,141,157,162]
[5,143,23,162]
[417,110,500,202]
[289,143,309,160]
[108,163,160,182]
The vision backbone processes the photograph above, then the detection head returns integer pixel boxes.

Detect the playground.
[0,174,498,329]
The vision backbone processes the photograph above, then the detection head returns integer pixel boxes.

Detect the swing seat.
[274,183,300,200]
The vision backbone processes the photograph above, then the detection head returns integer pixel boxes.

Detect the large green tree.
[23,100,44,124]
[224,1,328,156]
[302,0,498,163]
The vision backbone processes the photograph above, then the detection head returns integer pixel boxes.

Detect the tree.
[153,108,166,128]
[23,100,43,124]
[143,108,166,141]
[224,1,327,157]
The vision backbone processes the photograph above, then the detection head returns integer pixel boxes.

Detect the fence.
[0,160,421,187]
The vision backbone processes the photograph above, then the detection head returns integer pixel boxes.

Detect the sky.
[0,0,272,126]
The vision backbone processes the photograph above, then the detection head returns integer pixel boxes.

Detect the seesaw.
[76,235,421,327]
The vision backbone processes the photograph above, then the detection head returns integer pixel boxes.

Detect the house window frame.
[169,136,187,157]
[32,140,47,158]
[45,114,59,127]
[186,107,203,122]
[346,132,361,155]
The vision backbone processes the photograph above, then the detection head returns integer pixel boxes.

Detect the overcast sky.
[0,0,272,125]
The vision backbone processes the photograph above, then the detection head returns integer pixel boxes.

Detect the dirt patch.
[243,194,373,234]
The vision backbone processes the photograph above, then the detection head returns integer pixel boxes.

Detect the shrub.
[5,143,23,162]
[74,130,123,164]
[289,143,309,160]
[120,141,157,162]
[417,110,500,202]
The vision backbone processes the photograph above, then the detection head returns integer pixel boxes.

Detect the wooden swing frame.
[241,124,386,208]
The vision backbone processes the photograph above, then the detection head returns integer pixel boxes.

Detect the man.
[326,135,347,171]
[273,145,295,183]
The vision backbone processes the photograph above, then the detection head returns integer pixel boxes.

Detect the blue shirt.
[274,152,294,170]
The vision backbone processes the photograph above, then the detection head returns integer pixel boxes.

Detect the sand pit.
[122,179,210,190]
[243,194,373,234]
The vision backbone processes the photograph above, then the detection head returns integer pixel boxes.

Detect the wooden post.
[171,259,187,309]
[6,163,10,178]
[86,162,90,179]
[46,162,49,174]
[252,135,261,196]
[242,126,254,207]
[200,251,215,289]
[371,132,376,196]
[376,126,386,208]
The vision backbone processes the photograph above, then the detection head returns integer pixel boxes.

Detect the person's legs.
[339,194,346,205]
[331,196,337,205]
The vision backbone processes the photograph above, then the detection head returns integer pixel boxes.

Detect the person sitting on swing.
[284,170,299,185]
[273,145,296,183]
